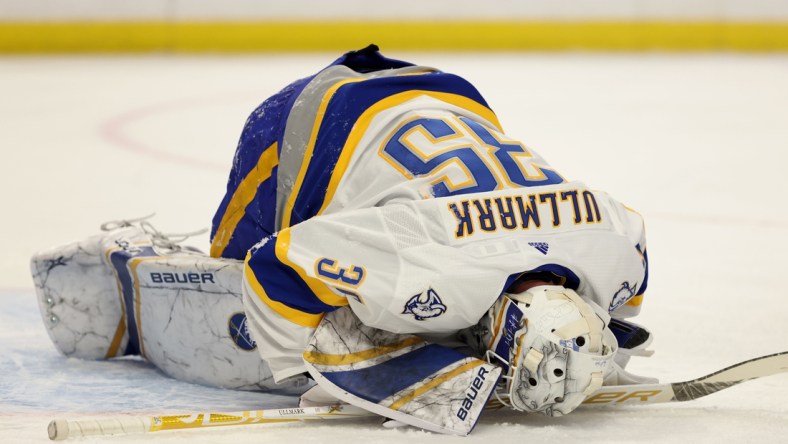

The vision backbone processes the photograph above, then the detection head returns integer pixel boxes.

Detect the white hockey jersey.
[214,49,648,381]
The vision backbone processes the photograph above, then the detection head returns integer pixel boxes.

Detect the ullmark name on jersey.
[448,189,602,239]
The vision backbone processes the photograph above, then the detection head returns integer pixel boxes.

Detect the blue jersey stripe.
[636,245,649,296]
[246,234,342,317]
[213,164,280,260]
[210,139,280,259]
[286,73,494,227]
[210,77,313,258]
[211,46,413,258]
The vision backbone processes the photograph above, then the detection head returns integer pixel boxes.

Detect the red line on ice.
[98,94,252,173]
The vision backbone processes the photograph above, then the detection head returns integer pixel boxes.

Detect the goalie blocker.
[29,222,305,392]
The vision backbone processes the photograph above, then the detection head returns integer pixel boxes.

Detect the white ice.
[1,52,787,443]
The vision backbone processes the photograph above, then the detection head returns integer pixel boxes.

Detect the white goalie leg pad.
[303,307,501,436]
[31,227,146,359]
[133,252,284,391]
[31,224,305,392]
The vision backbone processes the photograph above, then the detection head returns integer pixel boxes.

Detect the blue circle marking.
[229,312,257,351]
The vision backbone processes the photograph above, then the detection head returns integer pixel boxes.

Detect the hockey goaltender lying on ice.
[30,45,788,439]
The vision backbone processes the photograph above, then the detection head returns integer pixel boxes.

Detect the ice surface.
[1,53,787,443]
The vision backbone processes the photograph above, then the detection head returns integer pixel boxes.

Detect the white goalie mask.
[483,285,618,416]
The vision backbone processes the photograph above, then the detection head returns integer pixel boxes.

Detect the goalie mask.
[482,285,617,416]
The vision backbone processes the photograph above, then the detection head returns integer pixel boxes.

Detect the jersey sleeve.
[241,198,525,381]
[210,45,418,261]
[595,191,650,319]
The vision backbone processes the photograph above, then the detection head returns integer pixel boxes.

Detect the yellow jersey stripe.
[626,294,644,307]
[303,336,426,366]
[317,90,501,217]
[280,78,365,229]
[275,229,348,307]
[243,251,324,328]
[210,142,279,258]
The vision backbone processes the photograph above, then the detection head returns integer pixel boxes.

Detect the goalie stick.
[47,404,372,441]
[48,351,788,440]
[529,350,787,407]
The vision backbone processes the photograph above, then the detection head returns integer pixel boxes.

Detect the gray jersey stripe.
[275,65,438,230]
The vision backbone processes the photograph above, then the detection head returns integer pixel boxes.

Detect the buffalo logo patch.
[403,288,447,321]
[228,312,257,351]
[609,281,637,311]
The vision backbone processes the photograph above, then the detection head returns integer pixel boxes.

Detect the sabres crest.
[228,312,257,351]
[403,288,447,321]
[609,281,637,311]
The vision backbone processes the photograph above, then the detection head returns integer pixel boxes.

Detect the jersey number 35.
[380,116,564,197]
